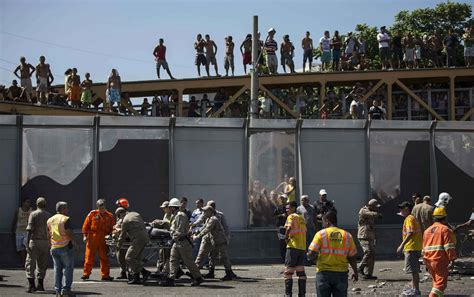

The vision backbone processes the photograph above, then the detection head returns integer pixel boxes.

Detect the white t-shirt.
[319,37,331,52]
[260,97,272,113]
[377,33,390,48]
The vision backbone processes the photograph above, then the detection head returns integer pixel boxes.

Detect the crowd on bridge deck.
[0,25,473,117]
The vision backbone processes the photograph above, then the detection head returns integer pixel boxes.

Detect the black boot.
[191,276,204,286]
[176,268,184,279]
[203,267,215,279]
[158,277,175,287]
[285,279,293,297]
[221,269,236,281]
[141,268,151,283]
[117,271,128,280]
[26,278,36,293]
[298,279,306,297]
[127,273,141,285]
[37,278,45,291]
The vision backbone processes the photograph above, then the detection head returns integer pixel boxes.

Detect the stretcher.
[105,227,173,265]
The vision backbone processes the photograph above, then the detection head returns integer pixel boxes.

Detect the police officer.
[116,207,151,285]
[314,189,337,230]
[113,198,130,279]
[160,198,204,286]
[25,197,51,293]
[192,205,236,281]
[357,199,382,280]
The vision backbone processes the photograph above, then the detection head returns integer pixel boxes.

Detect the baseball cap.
[160,201,169,208]
[300,195,309,200]
[397,201,411,209]
[268,27,276,33]
[368,199,381,207]
[319,189,327,195]
[279,194,288,199]
[202,205,214,211]
[207,200,216,206]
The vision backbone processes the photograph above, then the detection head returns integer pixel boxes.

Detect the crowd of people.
[0,25,472,117]
[12,185,474,296]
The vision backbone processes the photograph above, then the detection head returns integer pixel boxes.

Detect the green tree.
[354,23,380,70]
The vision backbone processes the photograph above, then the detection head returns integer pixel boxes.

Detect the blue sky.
[0,0,472,86]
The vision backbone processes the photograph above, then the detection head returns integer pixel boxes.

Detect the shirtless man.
[240,34,252,74]
[67,68,81,108]
[80,73,93,108]
[106,69,121,112]
[6,80,23,101]
[194,34,209,77]
[403,33,416,69]
[205,34,219,76]
[280,35,295,73]
[153,38,175,79]
[13,57,35,101]
[35,56,54,104]
[301,31,314,72]
[224,36,235,76]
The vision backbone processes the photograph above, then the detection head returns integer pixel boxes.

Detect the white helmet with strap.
[168,198,181,208]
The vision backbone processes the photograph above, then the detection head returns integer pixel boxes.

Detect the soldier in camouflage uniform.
[193,206,236,281]
[357,199,382,280]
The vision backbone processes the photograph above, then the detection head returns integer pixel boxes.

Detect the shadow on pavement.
[0,284,22,288]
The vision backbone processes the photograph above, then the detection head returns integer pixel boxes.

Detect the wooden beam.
[394,79,444,121]
[387,82,393,120]
[259,85,298,118]
[449,76,456,120]
[342,79,385,119]
[212,85,249,118]
[460,107,474,121]
[320,82,326,110]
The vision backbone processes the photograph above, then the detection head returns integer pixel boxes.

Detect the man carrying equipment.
[116,207,151,285]
[160,198,204,287]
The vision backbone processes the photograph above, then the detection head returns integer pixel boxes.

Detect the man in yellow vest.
[47,202,78,297]
[307,211,358,296]
[283,201,307,297]
[423,207,457,297]
[397,201,423,296]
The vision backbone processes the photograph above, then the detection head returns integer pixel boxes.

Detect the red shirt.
[154,45,166,60]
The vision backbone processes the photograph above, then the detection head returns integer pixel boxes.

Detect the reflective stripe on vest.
[431,287,444,296]
[320,228,351,256]
[48,214,70,249]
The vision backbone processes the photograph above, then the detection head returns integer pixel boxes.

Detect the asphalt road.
[0,260,473,296]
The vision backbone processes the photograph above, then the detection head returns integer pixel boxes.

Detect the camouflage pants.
[359,239,375,276]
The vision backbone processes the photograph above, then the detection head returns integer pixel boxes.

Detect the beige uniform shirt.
[357,206,379,240]
[118,212,149,246]
[196,215,228,246]
[26,209,51,240]
[412,203,434,232]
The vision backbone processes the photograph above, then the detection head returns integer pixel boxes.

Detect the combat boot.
[127,273,142,285]
[37,278,45,291]
[141,268,151,283]
[158,277,175,286]
[298,278,306,297]
[191,276,204,286]
[285,278,293,297]
[203,267,215,279]
[221,269,236,281]
[117,271,128,280]
[26,278,36,293]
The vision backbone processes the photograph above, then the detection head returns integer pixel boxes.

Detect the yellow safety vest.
[47,214,71,249]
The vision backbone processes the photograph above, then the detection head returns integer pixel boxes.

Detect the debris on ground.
[420,276,430,283]
[351,287,361,292]
[379,268,392,272]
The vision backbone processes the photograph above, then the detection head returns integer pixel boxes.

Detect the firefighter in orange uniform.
[81,199,115,281]
[423,207,457,297]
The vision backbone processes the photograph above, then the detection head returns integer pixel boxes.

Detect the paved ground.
[0,259,473,296]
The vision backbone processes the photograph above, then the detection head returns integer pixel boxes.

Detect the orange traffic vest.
[47,214,71,249]
[423,222,457,262]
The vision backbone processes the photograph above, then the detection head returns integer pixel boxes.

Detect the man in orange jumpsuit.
[82,199,115,281]
[423,207,457,297]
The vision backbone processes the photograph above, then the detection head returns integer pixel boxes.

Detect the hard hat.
[160,201,169,208]
[433,207,447,218]
[116,198,129,209]
[435,192,452,207]
[169,198,180,208]
[319,189,327,195]
[368,199,381,208]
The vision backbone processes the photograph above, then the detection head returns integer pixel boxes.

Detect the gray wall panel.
[301,129,367,228]
[0,127,18,232]
[174,128,245,229]
[174,185,245,228]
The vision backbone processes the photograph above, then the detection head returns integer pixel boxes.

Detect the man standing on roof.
[153,38,175,80]
[423,207,457,297]
[264,28,278,74]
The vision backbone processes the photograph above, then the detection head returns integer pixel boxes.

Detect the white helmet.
[435,192,452,207]
[168,198,181,208]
